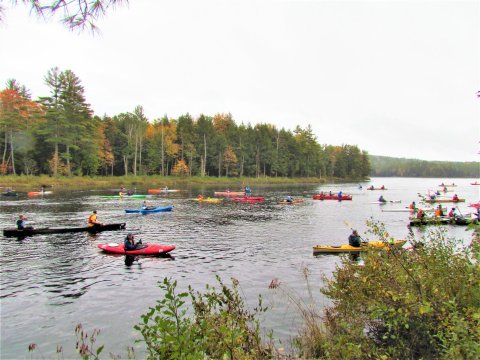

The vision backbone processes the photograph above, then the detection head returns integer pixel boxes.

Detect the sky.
[1,0,479,162]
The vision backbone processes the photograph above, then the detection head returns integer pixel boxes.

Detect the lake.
[1,177,478,358]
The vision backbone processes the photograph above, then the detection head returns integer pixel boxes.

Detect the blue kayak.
[125,205,174,214]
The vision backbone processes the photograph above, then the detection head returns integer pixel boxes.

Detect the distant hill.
[369,155,479,178]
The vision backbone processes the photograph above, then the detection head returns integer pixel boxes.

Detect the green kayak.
[99,194,147,199]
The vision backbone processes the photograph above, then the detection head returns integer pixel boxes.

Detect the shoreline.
[0,175,367,191]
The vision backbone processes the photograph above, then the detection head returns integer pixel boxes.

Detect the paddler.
[378,195,387,203]
[87,210,103,227]
[16,214,34,230]
[124,233,142,250]
[348,230,362,247]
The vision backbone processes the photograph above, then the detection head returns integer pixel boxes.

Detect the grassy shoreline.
[0,175,366,191]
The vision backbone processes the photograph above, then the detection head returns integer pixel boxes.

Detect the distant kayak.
[99,194,147,199]
[471,182,480,185]
[147,189,181,194]
[27,191,53,196]
[277,199,305,205]
[366,188,387,191]
[371,200,401,204]
[97,242,176,255]
[193,197,223,203]
[125,205,174,213]
[214,191,245,196]
[312,194,352,201]
[313,240,406,254]
[232,196,265,202]
[2,192,17,197]
[425,198,465,203]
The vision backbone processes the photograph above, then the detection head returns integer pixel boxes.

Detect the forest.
[370,155,479,178]
[0,68,371,179]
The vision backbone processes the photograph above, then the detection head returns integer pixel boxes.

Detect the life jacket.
[435,209,441,217]
[88,214,97,224]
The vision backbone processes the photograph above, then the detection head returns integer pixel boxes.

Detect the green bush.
[295,223,480,359]
[134,276,272,360]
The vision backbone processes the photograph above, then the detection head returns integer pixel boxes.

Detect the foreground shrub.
[135,276,272,359]
[294,223,480,359]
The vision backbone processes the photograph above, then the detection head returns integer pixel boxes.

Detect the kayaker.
[416,209,425,219]
[409,201,416,210]
[348,230,362,247]
[197,194,204,200]
[380,185,385,190]
[369,185,374,190]
[337,191,343,199]
[245,185,251,195]
[87,210,103,227]
[435,205,444,217]
[141,200,153,210]
[452,194,459,201]
[378,195,387,203]
[16,214,33,230]
[124,233,142,250]
[286,196,293,203]
[448,207,457,219]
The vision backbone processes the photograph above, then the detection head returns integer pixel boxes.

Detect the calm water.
[1,177,478,358]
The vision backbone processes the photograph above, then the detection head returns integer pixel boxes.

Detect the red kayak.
[312,194,352,201]
[97,243,176,255]
[232,196,265,202]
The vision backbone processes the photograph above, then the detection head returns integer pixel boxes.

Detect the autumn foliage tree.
[0,85,43,175]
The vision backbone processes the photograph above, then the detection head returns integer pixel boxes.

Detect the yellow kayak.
[313,240,407,254]
[277,199,305,205]
[193,197,223,203]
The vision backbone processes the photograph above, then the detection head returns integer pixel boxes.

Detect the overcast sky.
[1,0,478,162]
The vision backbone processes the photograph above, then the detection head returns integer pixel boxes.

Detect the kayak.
[97,242,176,255]
[312,194,352,200]
[193,197,223,203]
[471,182,480,185]
[27,191,53,196]
[313,240,406,254]
[3,223,126,238]
[410,217,477,226]
[277,199,305,205]
[469,203,480,209]
[438,184,457,187]
[2,192,17,196]
[425,199,465,203]
[409,217,451,226]
[382,209,414,212]
[371,200,401,204]
[214,191,245,196]
[99,194,147,199]
[147,189,181,194]
[125,205,174,213]
[366,188,387,190]
[232,196,265,202]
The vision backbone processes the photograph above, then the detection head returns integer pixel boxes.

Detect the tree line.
[370,155,479,178]
[0,68,371,178]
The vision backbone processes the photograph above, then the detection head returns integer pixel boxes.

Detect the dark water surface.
[1,177,478,358]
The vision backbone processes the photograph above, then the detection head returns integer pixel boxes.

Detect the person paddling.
[348,230,362,248]
[378,195,387,203]
[124,233,143,250]
[87,210,103,227]
[16,214,33,230]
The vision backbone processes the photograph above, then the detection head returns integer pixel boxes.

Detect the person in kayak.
[435,205,444,217]
[141,200,154,210]
[452,194,459,201]
[16,214,33,230]
[338,191,343,199]
[285,195,293,203]
[448,207,457,219]
[348,230,362,247]
[409,201,416,210]
[380,185,385,190]
[124,233,142,250]
[416,209,425,220]
[378,195,387,203]
[87,210,103,227]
